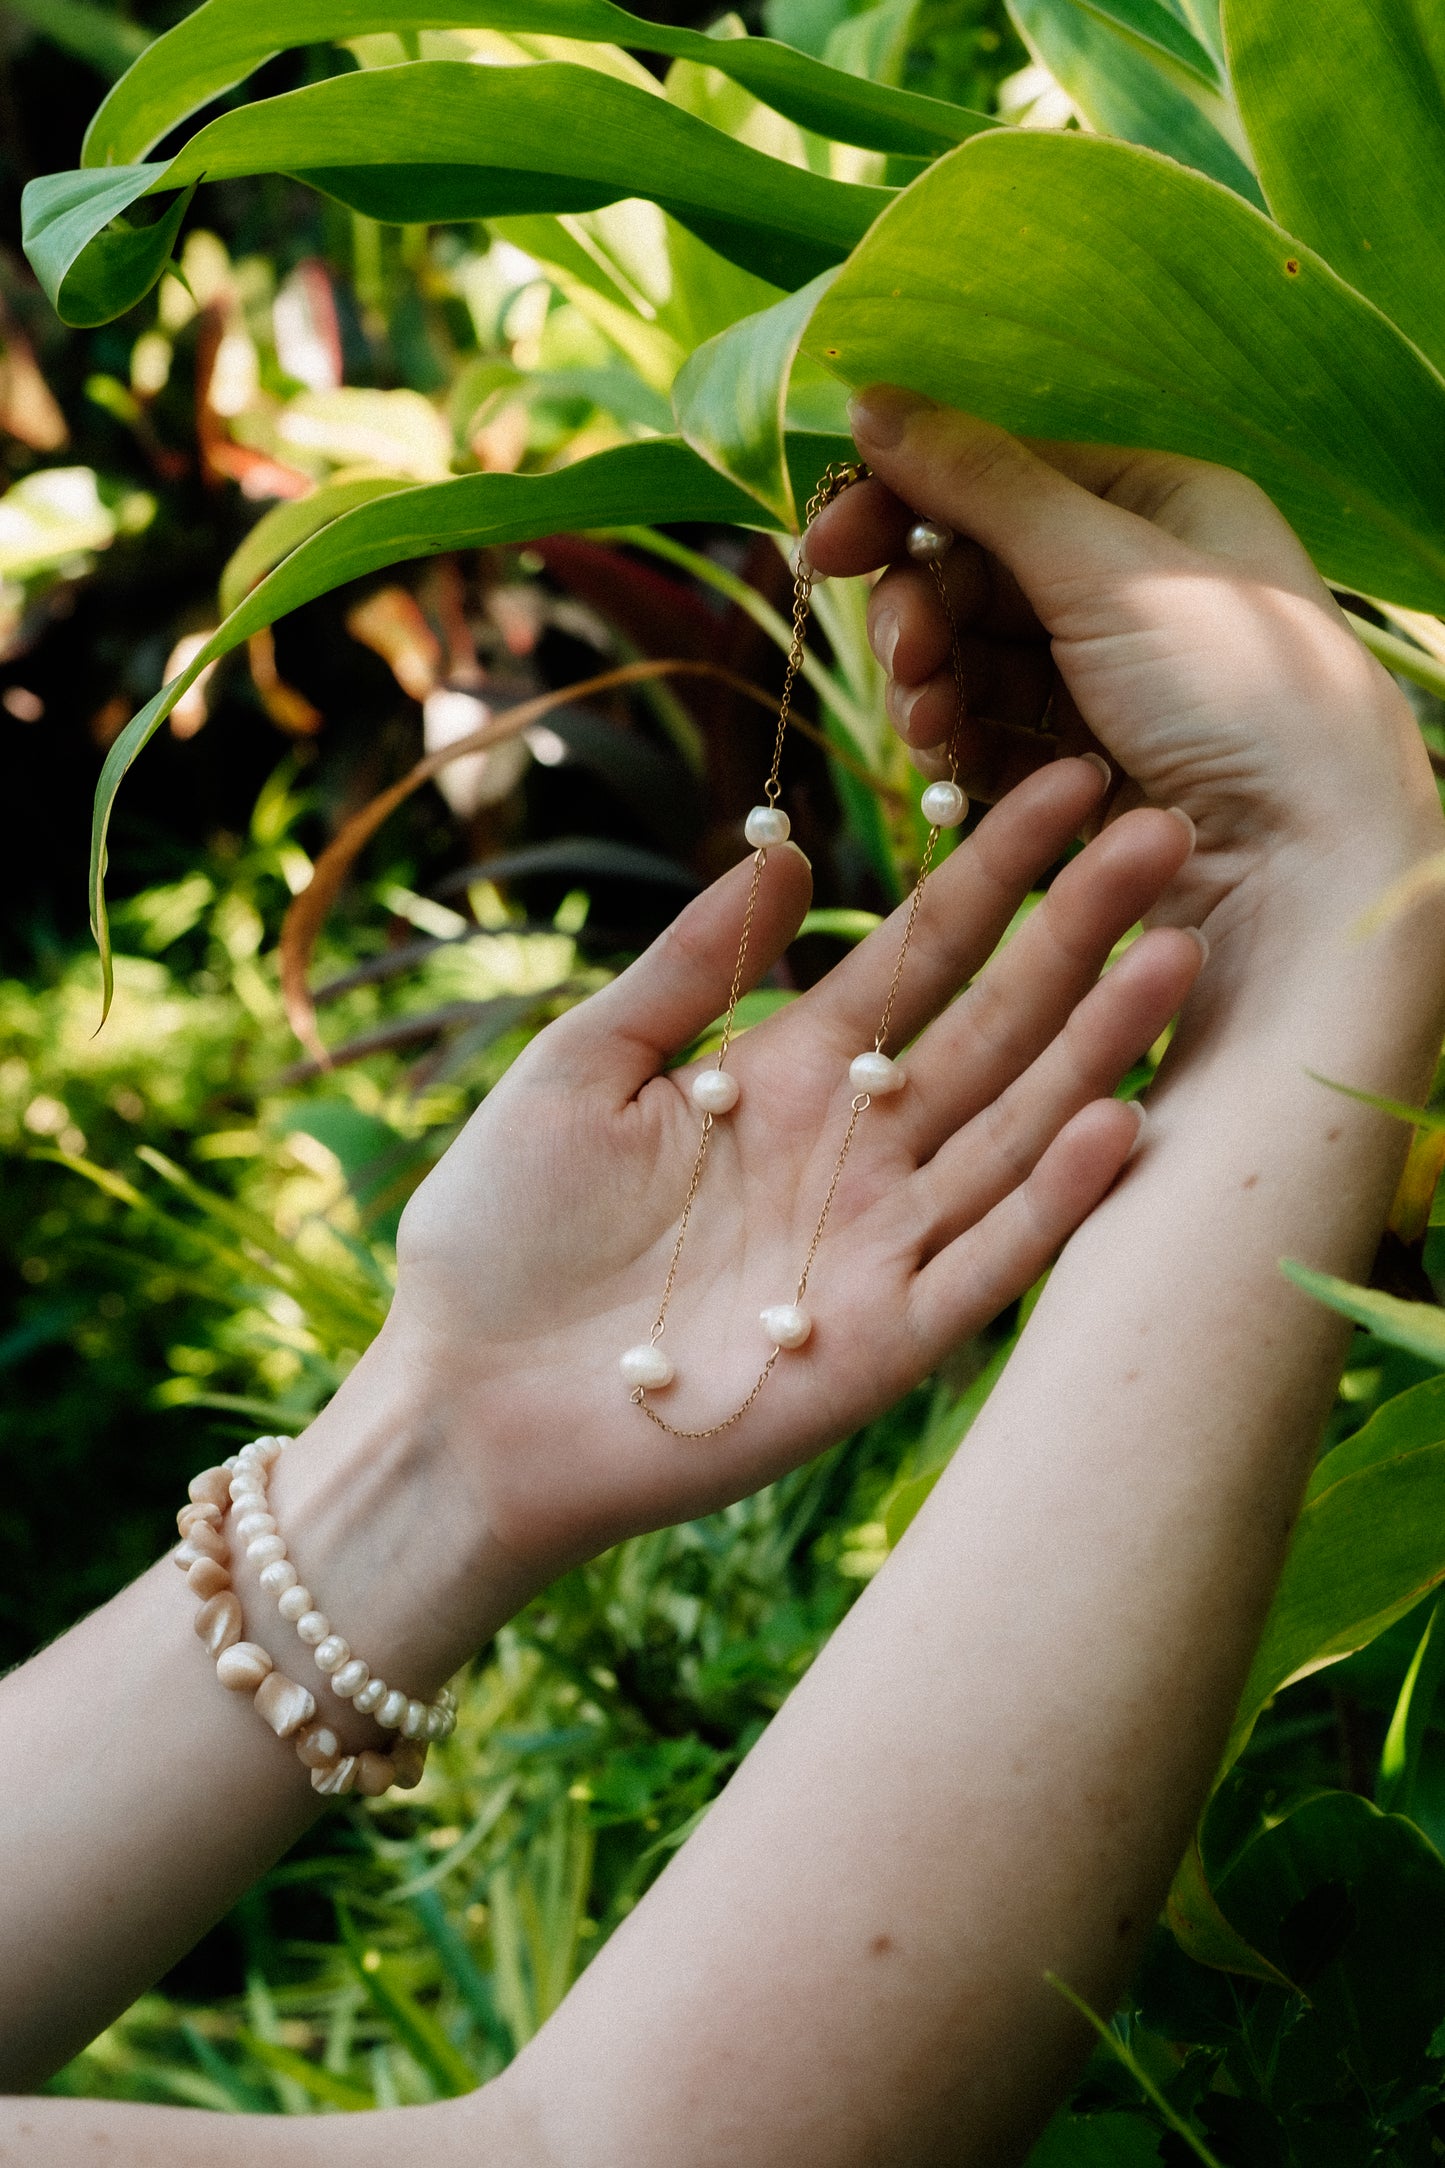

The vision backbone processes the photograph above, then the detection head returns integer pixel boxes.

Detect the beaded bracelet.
[174,1436,450,1797]
[227,1437,455,1746]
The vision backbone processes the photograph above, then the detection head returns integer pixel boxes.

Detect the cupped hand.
[378,757,1201,1588]
[805,389,1443,933]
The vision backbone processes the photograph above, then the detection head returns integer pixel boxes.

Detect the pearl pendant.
[761,1304,812,1350]
[906,518,955,563]
[744,805,790,848]
[620,1343,675,1390]
[691,1067,740,1115]
[920,779,967,828]
[849,1050,905,1095]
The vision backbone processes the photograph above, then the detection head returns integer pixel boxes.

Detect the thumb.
[846,388,1175,627]
[557,841,813,1099]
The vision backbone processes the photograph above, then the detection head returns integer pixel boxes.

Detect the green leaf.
[1376,1591,1445,1816]
[82,0,989,171]
[89,441,768,1017]
[4,0,151,78]
[1282,1260,1445,1369]
[1226,0,1445,378]
[1166,1832,1299,1988]
[1225,1370,1445,1767]
[29,61,888,323]
[219,474,416,616]
[1214,1792,1445,2092]
[234,2033,375,2110]
[673,269,838,527]
[1072,0,1222,85]
[22,167,194,331]
[336,1904,478,2096]
[806,129,1445,611]
[1006,0,1259,201]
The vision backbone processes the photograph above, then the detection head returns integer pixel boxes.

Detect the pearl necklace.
[621,463,966,1437]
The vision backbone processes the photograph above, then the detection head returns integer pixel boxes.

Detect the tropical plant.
[22,0,1445,2156]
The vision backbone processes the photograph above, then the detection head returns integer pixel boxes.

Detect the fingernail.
[783,838,812,872]
[847,384,935,449]
[872,605,900,673]
[1126,1100,1148,1156]
[794,535,827,582]
[887,678,922,731]
[1165,805,1197,851]
[1183,924,1209,964]
[1080,751,1111,786]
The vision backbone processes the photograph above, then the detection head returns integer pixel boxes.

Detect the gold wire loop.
[636,461,966,1440]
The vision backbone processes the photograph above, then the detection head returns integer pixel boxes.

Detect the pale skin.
[3,386,1443,2164]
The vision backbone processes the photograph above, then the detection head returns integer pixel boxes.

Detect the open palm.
[381,758,1199,1587]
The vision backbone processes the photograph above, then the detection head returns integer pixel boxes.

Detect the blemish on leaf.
[824,347,839,358]
[1285,259,1300,276]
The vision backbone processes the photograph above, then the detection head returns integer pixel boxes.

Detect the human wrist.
[230,1341,543,1748]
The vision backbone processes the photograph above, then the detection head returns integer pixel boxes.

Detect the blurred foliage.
[13,1,1445,2160]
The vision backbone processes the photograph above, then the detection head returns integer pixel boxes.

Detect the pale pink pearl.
[311,1756,358,1796]
[254,1672,315,1738]
[296,1611,330,1646]
[186,1556,230,1600]
[355,1751,396,1798]
[277,1584,312,1623]
[193,1591,243,1658]
[188,1467,231,1509]
[216,1642,274,1692]
[295,1723,341,1771]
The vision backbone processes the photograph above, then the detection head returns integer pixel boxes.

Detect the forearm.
[493,837,1445,2166]
[0,1342,536,2089]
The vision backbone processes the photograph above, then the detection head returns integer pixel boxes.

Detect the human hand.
[362,758,1200,1604]
[805,390,1444,935]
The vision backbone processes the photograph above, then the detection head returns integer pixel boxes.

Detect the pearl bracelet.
[174,1438,449,1796]
[225,1437,456,1746]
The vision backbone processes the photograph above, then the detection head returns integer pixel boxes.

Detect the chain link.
[637,463,966,1439]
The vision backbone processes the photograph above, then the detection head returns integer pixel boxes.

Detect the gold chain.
[635,467,964,1440]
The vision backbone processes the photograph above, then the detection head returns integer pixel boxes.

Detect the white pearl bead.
[690,1068,740,1115]
[353,1676,388,1716]
[229,1479,265,1507]
[296,1610,330,1646]
[277,1583,312,1622]
[377,1688,410,1731]
[426,1705,448,1741]
[246,1533,287,1568]
[760,1304,812,1350]
[744,805,790,848]
[314,1635,350,1675]
[235,1510,277,1542]
[850,1050,905,1095]
[620,1343,674,1390]
[920,779,967,828]
[906,517,955,562]
[259,1558,298,1596]
[402,1699,429,1740]
[330,1658,370,1699]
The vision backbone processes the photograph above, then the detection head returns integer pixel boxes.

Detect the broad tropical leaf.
[25,61,891,324]
[1223,1374,1445,1768]
[88,440,773,1016]
[1006,0,1260,201]
[81,0,989,170]
[1226,0,1445,377]
[805,129,1445,611]
[673,270,838,527]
